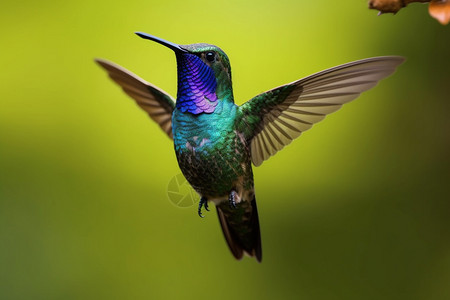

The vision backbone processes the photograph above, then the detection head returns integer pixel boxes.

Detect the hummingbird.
[95,32,404,262]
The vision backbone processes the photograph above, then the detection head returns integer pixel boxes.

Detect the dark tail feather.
[216,197,262,262]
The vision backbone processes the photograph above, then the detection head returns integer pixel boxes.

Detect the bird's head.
[136,32,233,114]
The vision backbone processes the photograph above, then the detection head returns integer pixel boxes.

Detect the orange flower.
[429,0,450,25]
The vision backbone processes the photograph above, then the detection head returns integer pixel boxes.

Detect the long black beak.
[135,32,187,53]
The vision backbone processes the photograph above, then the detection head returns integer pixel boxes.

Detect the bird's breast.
[171,104,253,198]
[172,100,237,150]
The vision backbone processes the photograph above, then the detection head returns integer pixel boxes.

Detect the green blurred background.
[1,1,449,299]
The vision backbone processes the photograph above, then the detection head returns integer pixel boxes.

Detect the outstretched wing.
[95,58,175,139]
[238,56,405,166]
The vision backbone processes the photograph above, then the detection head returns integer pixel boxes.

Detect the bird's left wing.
[238,56,405,166]
[95,58,175,139]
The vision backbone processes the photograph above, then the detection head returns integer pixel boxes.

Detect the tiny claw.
[229,190,237,209]
[198,197,208,218]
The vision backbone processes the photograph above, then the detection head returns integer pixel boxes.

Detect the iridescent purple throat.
[176,53,218,114]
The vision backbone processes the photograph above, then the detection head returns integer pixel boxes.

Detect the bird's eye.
[205,51,215,62]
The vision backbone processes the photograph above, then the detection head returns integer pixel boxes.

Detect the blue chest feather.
[172,101,237,153]
[176,54,218,114]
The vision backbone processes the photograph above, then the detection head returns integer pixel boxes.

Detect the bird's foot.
[198,197,209,218]
[229,190,237,209]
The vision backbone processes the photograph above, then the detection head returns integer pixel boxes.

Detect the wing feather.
[95,58,175,139]
[239,56,405,166]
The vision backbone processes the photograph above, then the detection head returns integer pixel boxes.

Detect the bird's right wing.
[238,56,405,166]
[95,58,175,139]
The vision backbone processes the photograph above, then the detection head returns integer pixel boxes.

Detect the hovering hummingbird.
[96,32,404,262]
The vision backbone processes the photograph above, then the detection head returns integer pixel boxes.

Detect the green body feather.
[172,99,254,199]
